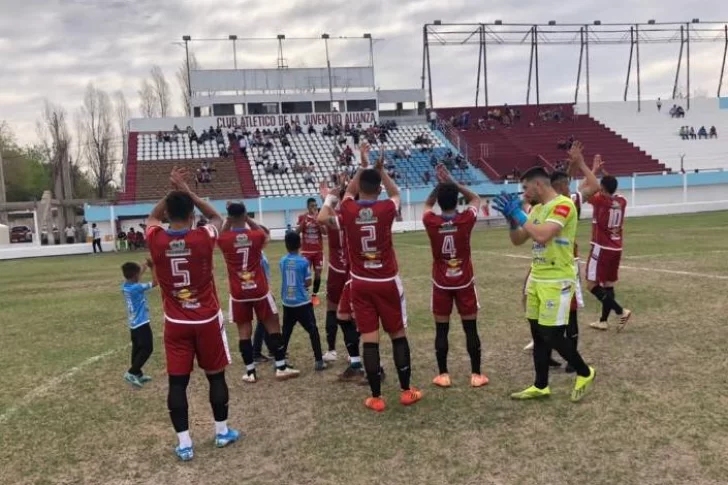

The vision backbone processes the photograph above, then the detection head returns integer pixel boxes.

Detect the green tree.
[0,123,51,202]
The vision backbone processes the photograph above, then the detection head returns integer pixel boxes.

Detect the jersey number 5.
[361,225,376,252]
[170,257,190,288]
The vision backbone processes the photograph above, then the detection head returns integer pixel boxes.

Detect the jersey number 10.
[607,208,623,229]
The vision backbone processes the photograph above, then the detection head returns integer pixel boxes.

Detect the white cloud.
[1,0,728,146]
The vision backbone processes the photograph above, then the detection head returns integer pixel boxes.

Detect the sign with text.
[215,111,377,130]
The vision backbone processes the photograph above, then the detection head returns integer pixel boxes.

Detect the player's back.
[327,214,349,272]
[280,253,312,306]
[589,193,627,250]
[217,228,268,300]
[423,206,477,288]
[299,214,323,253]
[147,225,220,323]
[339,197,398,280]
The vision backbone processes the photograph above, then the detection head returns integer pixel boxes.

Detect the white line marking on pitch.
[397,242,728,280]
[0,345,128,425]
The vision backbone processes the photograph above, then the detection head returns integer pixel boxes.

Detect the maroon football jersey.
[423,206,477,289]
[146,225,221,323]
[338,197,399,280]
[217,228,269,300]
[589,192,627,250]
[298,213,324,254]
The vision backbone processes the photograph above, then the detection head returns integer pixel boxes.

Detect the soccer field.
[1,211,727,485]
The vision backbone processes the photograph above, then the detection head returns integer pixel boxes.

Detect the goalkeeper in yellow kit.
[493,167,596,402]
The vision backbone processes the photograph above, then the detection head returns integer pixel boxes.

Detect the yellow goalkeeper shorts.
[525,279,575,326]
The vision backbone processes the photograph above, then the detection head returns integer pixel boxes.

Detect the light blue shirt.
[261,252,271,282]
[279,253,312,307]
[122,281,153,329]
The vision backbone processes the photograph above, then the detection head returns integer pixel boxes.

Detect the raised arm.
[145,257,158,288]
[170,167,223,231]
[317,181,340,227]
[567,144,600,199]
[146,196,168,228]
[424,185,438,212]
[376,153,401,208]
[437,164,481,211]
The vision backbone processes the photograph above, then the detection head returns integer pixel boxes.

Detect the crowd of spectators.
[195,160,216,186]
[679,125,718,140]
[669,105,686,118]
[117,226,146,251]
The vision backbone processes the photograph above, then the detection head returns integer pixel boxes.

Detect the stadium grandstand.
[9,23,728,258]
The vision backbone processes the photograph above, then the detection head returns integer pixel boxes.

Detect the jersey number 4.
[442,235,456,259]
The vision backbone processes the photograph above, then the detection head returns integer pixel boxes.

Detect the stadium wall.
[81,171,728,235]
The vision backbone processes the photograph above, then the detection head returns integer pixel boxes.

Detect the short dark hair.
[359,168,382,195]
[165,191,195,222]
[550,170,570,185]
[436,182,459,211]
[285,231,301,252]
[121,262,141,280]
[227,202,246,219]
[601,175,618,195]
[306,198,317,207]
[520,166,550,182]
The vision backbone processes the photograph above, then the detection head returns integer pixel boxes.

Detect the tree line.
[2,56,196,203]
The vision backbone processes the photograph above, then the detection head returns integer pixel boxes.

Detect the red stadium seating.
[437,104,668,180]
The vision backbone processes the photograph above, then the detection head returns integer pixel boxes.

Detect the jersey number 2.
[361,225,376,252]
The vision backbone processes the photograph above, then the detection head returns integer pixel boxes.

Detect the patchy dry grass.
[1,212,728,485]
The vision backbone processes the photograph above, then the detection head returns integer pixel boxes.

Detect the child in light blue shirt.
[121,259,157,387]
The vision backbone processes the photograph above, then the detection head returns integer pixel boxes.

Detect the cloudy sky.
[2,0,728,146]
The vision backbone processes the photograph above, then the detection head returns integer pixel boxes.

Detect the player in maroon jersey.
[423,164,489,389]
[586,167,632,331]
[146,167,239,461]
[296,199,325,306]
[318,149,422,412]
[217,202,300,383]
[318,178,367,381]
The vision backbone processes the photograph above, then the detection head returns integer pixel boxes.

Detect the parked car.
[10,225,33,243]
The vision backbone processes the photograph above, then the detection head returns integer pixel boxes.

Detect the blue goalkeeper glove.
[492,192,528,227]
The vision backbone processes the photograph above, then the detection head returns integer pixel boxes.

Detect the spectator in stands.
[286,149,297,162]
[698,126,708,140]
[174,125,183,134]
[308,124,316,135]
[457,155,468,171]
[423,170,431,185]
[127,228,137,250]
[680,126,689,140]
[351,129,360,147]
[304,165,316,186]
[281,136,291,148]
[283,122,292,136]
[64,225,75,244]
[429,110,438,130]
[294,122,303,135]
[264,137,273,150]
[689,126,696,139]
[238,136,248,156]
[710,126,718,138]
[156,131,164,143]
[657,98,662,112]
[338,134,347,147]
[264,162,273,174]
[332,145,341,159]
